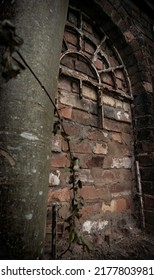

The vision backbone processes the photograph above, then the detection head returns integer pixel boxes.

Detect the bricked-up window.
[59,7,132,128]
[48,7,134,228]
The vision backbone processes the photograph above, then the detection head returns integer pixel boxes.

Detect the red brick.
[103,95,115,107]
[60,90,97,114]
[60,54,75,69]
[110,183,131,193]
[104,118,121,132]
[80,186,100,200]
[58,106,72,119]
[75,60,95,78]
[58,77,71,92]
[115,198,128,212]
[91,168,132,187]
[48,187,70,202]
[112,132,122,143]
[84,42,95,54]
[72,153,90,169]
[108,139,131,157]
[63,122,81,136]
[94,59,103,70]
[81,203,101,217]
[91,168,115,187]
[87,156,104,168]
[88,129,108,142]
[72,108,98,127]
[101,198,129,213]
[51,153,70,168]
[64,31,78,45]
[122,132,132,148]
[82,85,97,100]
[102,73,114,86]
[70,141,92,154]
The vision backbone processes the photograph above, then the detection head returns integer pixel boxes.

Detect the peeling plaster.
[20,132,39,141]
[124,112,130,120]
[117,111,122,120]
[82,220,109,233]
[111,157,131,169]
[49,170,60,186]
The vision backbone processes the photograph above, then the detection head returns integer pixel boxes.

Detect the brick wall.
[47,0,154,239]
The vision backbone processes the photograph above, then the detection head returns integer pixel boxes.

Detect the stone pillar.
[0,0,68,259]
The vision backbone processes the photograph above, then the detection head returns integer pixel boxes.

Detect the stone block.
[59,106,72,119]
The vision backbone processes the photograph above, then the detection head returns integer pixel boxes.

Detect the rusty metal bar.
[51,203,58,259]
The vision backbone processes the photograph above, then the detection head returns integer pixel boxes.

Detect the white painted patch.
[20,132,39,141]
[25,213,33,220]
[39,191,43,196]
[82,220,108,234]
[117,111,122,120]
[124,112,130,120]
[103,132,108,138]
[111,190,131,198]
[49,170,60,186]
[111,157,131,169]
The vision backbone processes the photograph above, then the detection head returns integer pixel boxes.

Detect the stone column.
[0,0,68,259]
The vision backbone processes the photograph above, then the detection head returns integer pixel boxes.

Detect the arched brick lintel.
[70,0,151,96]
